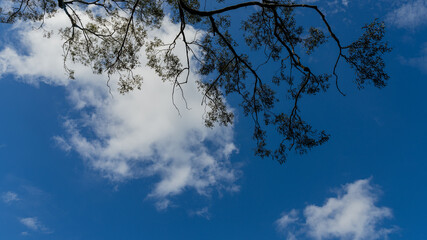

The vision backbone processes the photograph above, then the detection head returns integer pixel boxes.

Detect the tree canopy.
[0,0,391,163]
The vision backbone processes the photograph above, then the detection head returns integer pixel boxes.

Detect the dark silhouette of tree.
[0,0,391,163]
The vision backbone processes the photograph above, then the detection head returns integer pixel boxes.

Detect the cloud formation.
[190,207,211,220]
[19,217,51,233]
[387,0,427,29]
[0,12,238,208]
[400,42,427,73]
[1,191,19,203]
[276,179,395,240]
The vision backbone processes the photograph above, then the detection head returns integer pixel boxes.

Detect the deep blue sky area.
[1,1,427,240]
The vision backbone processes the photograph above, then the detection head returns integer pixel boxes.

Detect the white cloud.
[19,217,51,233]
[190,207,211,220]
[276,209,299,232]
[400,42,427,73]
[0,1,14,14]
[387,0,427,29]
[275,179,395,240]
[1,191,19,203]
[20,217,39,230]
[342,0,349,7]
[0,12,238,207]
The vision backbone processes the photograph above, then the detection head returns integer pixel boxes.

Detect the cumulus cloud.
[19,217,51,233]
[387,0,427,29]
[0,12,238,207]
[275,179,395,240]
[1,191,20,203]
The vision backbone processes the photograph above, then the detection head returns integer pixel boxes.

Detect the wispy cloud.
[1,191,20,203]
[275,179,395,240]
[19,217,51,233]
[400,42,427,73]
[341,0,349,7]
[190,207,211,220]
[301,0,349,13]
[0,12,239,208]
[386,0,427,29]
[276,209,299,231]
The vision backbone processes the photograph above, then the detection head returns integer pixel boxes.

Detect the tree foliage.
[0,0,391,163]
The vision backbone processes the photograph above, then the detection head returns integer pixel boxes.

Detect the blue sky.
[0,0,426,239]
